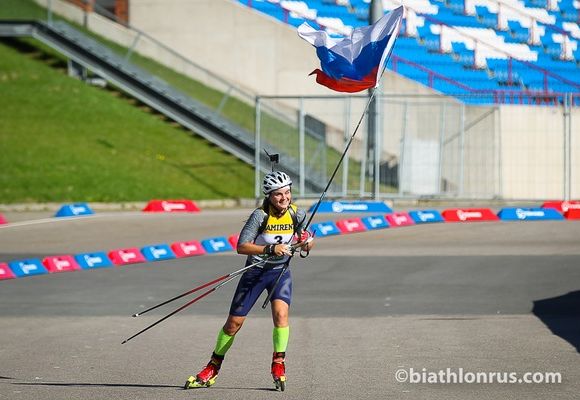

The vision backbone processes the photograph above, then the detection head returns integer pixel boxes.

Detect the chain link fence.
[255,93,578,201]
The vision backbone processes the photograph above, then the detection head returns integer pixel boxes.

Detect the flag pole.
[302,77,385,230]
[262,69,390,309]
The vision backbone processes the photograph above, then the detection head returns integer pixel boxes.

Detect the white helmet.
[263,171,292,195]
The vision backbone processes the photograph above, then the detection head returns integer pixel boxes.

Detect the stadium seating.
[238,0,579,103]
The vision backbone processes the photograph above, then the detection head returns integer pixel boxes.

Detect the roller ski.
[271,352,286,391]
[184,354,222,389]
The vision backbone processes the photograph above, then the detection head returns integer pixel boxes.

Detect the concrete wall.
[128,0,434,97]
[499,105,579,199]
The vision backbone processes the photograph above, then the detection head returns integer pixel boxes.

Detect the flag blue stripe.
[316,34,391,80]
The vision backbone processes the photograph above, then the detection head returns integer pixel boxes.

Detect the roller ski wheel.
[273,375,286,391]
[184,375,217,389]
[184,361,220,389]
[271,352,286,392]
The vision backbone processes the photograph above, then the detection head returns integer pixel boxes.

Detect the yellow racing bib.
[255,204,297,264]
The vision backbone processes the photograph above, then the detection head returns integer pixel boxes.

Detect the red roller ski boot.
[271,352,286,391]
[184,353,223,389]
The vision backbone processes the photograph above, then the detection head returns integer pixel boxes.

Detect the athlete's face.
[269,186,291,212]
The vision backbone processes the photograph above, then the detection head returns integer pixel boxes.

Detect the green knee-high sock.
[213,328,235,357]
[273,326,290,353]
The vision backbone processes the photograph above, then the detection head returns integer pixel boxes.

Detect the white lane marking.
[0,212,152,229]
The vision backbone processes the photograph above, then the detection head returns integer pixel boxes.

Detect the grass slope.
[0,38,254,203]
[0,0,390,201]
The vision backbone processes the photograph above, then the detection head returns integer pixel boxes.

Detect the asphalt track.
[0,209,579,400]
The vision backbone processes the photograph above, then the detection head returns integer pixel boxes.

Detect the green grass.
[0,0,48,19]
[0,0,260,133]
[0,0,394,201]
[0,38,254,202]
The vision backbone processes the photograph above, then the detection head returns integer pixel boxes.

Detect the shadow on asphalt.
[532,290,580,353]
[13,382,180,389]
[11,382,277,392]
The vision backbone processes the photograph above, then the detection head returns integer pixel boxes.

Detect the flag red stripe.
[310,67,379,93]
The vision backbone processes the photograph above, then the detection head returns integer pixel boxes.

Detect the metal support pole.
[459,103,466,197]
[367,0,383,199]
[217,86,233,116]
[47,0,53,25]
[497,106,503,199]
[373,93,381,200]
[563,93,571,201]
[83,0,89,28]
[398,101,408,196]
[299,98,306,196]
[360,107,368,197]
[569,93,574,199]
[124,31,142,63]
[367,96,377,197]
[342,97,351,197]
[438,102,446,194]
[255,97,262,199]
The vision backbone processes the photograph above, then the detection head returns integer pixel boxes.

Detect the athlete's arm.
[237,209,291,256]
[295,209,315,251]
[237,242,291,257]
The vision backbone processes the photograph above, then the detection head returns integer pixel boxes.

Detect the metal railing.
[44,0,259,114]
[416,13,580,90]
[455,0,577,58]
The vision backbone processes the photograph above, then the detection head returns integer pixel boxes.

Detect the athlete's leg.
[268,268,292,390]
[271,299,289,328]
[185,266,262,389]
[271,300,290,390]
[223,314,246,336]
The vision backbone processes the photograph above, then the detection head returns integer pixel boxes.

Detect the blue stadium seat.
[238,0,579,103]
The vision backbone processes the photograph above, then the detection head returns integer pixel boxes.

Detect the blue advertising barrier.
[202,237,234,253]
[8,259,48,277]
[55,203,94,217]
[310,221,341,237]
[498,207,564,221]
[409,210,445,224]
[141,244,176,262]
[309,201,392,214]
[361,215,390,230]
[75,252,113,269]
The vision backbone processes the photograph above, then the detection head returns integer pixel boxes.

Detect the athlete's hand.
[299,230,312,242]
[274,244,292,256]
[296,230,315,252]
[301,237,314,252]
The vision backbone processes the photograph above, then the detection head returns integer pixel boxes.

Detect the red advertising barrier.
[0,263,15,280]
[0,213,7,225]
[386,212,415,227]
[143,200,200,213]
[108,248,146,265]
[228,234,240,249]
[42,255,81,273]
[442,208,499,222]
[542,201,580,213]
[335,218,368,233]
[564,209,580,220]
[171,241,206,257]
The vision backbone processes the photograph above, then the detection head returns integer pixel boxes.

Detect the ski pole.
[124,243,309,343]
[263,85,383,308]
[132,257,270,318]
[132,238,308,318]
[122,272,241,345]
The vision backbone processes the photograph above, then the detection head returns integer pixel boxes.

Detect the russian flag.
[298,6,404,93]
